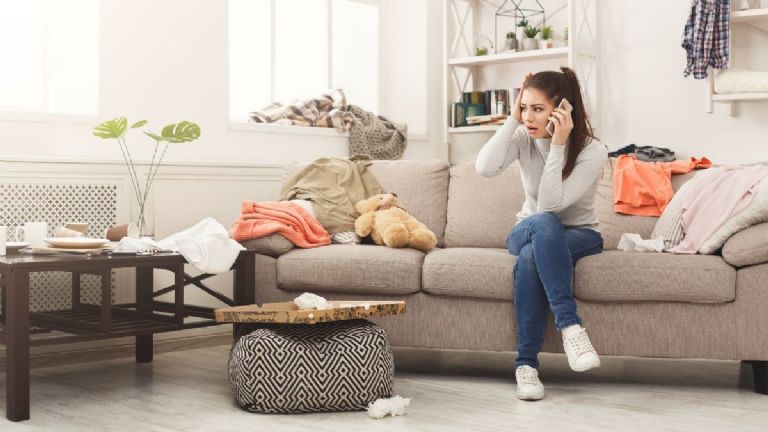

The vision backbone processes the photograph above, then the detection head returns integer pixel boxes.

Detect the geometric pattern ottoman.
[228,319,394,413]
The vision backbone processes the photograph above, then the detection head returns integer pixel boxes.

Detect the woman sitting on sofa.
[475,67,608,401]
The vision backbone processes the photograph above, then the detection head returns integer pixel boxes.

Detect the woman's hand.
[549,105,573,145]
[513,72,534,123]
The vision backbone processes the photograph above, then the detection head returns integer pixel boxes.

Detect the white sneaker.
[562,325,601,372]
[515,366,545,401]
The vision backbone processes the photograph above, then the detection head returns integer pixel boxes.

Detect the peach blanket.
[231,201,330,248]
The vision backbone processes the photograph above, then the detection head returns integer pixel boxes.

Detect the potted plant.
[504,31,517,51]
[539,25,553,49]
[475,33,493,56]
[522,25,539,51]
[516,18,528,42]
[564,26,569,46]
[93,118,201,237]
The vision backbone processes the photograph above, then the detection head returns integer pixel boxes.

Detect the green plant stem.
[141,140,161,209]
[137,141,169,231]
[116,136,143,207]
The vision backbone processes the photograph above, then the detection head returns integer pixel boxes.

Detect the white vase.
[539,39,553,49]
[522,38,538,51]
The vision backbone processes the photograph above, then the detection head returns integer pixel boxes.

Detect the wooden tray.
[215,300,406,325]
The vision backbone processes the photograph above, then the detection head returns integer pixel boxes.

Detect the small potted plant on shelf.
[539,25,553,49]
[475,33,493,56]
[504,31,517,51]
[516,18,528,42]
[522,25,539,51]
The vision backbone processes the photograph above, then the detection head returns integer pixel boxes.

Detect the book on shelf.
[451,102,486,127]
[466,114,507,126]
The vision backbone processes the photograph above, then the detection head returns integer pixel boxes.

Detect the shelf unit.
[706,8,768,114]
[442,0,599,162]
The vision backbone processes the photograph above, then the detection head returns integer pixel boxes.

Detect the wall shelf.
[731,8,768,23]
[448,47,569,67]
[711,92,768,102]
[706,8,768,114]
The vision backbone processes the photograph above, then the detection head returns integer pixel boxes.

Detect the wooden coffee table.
[0,249,256,422]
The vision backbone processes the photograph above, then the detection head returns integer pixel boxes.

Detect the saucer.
[44,238,110,249]
[5,241,30,250]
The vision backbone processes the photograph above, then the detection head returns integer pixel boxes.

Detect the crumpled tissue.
[293,292,333,310]
[617,233,665,253]
[367,395,411,419]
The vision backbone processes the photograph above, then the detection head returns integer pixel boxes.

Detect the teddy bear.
[354,193,437,252]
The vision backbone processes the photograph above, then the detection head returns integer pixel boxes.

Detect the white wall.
[600,0,768,164]
[0,0,440,166]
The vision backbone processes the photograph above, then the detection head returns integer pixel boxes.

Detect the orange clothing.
[231,200,331,248]
[613,155,712,216]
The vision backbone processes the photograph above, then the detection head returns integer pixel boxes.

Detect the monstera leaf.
[145,121,201,143]
[92,117,129,139]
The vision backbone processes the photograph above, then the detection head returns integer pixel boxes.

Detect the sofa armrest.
[722,222,768,267]
[241,233,295,257]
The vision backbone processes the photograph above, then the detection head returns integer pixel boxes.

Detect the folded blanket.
[231,201,331,248]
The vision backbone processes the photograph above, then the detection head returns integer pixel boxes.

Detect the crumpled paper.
[293,292,333,310]
[617,233,665,253]
[113,237,165,254]
[367,395,411,419]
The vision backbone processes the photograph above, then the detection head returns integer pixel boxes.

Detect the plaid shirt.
[682,0,730,79]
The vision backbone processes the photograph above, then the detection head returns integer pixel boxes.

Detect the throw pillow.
[721,222,768,267]
[241,233,295,257]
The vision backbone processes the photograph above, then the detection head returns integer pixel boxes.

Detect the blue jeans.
[506,212,603,369]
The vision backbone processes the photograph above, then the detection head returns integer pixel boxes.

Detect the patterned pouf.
[228,319,394,414]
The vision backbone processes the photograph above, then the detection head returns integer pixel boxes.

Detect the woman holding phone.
[475,67,608,401]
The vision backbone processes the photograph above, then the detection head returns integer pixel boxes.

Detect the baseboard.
[0,325,234,371]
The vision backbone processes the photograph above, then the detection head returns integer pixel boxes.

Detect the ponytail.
[527,67,597,178]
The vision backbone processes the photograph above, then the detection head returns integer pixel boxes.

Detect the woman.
[475,67,608,401]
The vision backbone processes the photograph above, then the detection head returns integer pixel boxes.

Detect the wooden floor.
[1,344,766,431]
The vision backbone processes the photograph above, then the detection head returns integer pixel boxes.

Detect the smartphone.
[546,98,573,136]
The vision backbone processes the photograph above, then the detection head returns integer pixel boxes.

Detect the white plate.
[44,237,111,249]
[5,241,30,250]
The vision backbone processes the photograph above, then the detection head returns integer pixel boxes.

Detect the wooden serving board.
[215,300,406,325]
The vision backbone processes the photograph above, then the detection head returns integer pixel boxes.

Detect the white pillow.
[715,68,768,94]
[698,177,768,254]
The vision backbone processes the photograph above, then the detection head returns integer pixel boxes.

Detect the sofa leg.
[744,360,768,395]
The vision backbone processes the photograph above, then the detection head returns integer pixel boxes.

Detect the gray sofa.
[245,159,768,394]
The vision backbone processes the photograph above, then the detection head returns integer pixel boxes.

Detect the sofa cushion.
[574,250,736,303]
[444,162,525,248]
[367,160,449,247]
[422,248,515,301]
[722,222,768,267]
[277,245,423,295]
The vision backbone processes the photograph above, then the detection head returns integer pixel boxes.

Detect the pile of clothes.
[609,143,768,255]
[250,89,407,160]
[231,156,385,249]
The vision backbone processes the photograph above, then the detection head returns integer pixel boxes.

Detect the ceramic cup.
[65,223,89,236]
[0,226,6,256]
[105,223,139,241]
[15,222,48,248]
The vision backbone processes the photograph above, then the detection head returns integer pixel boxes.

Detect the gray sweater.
[474,117,608,230]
